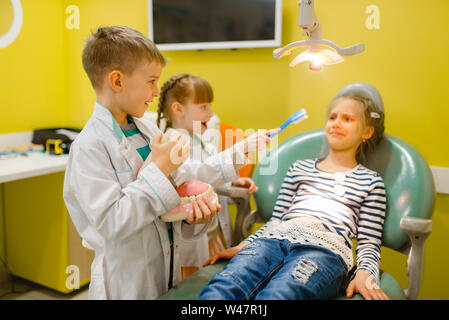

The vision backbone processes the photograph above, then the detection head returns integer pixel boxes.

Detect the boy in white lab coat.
[63,26,277,300]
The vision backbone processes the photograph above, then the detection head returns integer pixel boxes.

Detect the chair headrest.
[334,82,384,113]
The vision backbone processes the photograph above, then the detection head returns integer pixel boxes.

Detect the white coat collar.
[93,102,162,142]
[93,102,126,142]
[93,102,163,174]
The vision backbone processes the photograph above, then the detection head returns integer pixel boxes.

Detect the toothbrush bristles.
[292,114,308,125]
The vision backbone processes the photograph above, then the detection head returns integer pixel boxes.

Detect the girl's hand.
[346,269,390,300]
[203,241,250,267]
[232,177,258,194]
[149,133,190,177]
[238,128,281,154]
[185,197,222,225]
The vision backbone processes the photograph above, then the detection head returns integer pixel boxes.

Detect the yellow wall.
[0,0,68,133]
[61,0,289,130]
[0,0,70,288]
[1,0,449,299]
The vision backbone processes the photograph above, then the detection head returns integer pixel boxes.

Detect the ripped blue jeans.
[198,238,347,300]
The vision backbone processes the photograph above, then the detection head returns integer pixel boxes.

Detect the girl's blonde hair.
[321,94,385,163]
[157,74,213,131]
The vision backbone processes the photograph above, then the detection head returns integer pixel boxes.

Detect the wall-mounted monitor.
[148,0,282,51]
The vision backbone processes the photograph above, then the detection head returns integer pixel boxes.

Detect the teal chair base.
[159,262,406,300]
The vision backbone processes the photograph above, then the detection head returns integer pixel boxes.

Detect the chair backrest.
[252,129,435,251]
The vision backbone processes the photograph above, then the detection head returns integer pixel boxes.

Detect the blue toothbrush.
[268,108,308,138]
[245,108,307,154]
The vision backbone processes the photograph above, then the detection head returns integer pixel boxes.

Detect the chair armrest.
[399,216,432,300]
[214,185,257,246]
[215,185,250,200]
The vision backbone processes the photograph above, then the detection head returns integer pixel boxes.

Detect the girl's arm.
[355,175,387,281]
[202,240,250,266]
[174,146,241,188]
[232,177,258,194]
[347,174,388,300]
[172,129,280,188]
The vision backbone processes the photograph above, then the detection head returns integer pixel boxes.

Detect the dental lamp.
[273,0,365,71]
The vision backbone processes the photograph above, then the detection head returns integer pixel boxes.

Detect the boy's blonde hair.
[157,74,214,131]
[82,25,167,90]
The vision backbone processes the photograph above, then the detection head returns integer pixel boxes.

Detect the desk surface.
[0,152,68,184]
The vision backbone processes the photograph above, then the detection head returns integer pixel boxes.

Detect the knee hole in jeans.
[291,258,318,284]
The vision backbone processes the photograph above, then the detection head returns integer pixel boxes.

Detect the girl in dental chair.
[199,87,390,300]
[156,73,259,280]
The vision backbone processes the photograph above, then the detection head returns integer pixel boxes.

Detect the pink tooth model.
[160,180,219,222]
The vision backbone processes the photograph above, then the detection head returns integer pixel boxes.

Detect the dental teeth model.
[160,180,219,222]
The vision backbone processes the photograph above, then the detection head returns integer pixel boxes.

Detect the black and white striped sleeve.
[355,174,387,283]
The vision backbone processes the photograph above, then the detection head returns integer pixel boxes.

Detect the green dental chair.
[160,83,435,300]
[160,129,435,300]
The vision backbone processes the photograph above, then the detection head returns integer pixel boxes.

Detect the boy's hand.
[239,128,281,154]
[232,177,258,194]
[203,241,250,267]
[185,197,221,225]
[346,269,390,300]
[150,133,190,177]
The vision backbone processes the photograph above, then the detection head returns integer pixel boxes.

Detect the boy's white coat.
[63,103,239,299]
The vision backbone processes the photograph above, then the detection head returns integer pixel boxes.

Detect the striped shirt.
[247,158,386,280]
